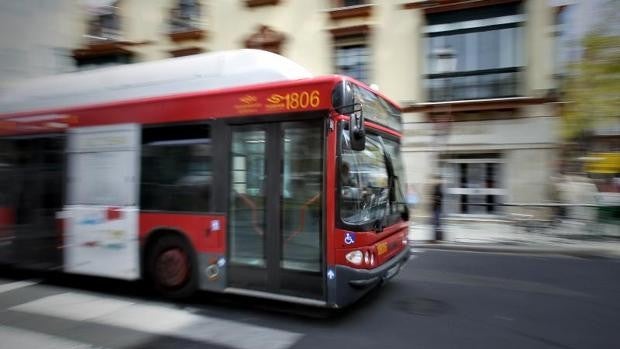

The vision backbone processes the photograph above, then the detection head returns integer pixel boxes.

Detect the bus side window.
[140,124,212,213]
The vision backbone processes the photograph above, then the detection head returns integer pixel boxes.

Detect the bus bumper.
[329,247,410,308]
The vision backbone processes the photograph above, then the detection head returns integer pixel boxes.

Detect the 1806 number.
[268,90,320,110]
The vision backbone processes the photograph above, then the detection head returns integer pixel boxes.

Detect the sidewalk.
[408,219,620,258]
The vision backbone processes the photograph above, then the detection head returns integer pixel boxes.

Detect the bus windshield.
[340,129,407,227]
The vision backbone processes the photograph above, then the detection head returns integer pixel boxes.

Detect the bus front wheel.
[146,234,197,299]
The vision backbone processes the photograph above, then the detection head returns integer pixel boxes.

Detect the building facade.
[400,0,559,219]
[0,0,560,219]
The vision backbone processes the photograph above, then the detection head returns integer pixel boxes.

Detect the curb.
[410,242,620,259]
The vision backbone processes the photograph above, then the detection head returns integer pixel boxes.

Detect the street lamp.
[431,48,456,174]
[430,48,456,242]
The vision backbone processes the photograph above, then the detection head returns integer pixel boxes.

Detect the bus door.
[0,136,64,269]
[227,120,324,300]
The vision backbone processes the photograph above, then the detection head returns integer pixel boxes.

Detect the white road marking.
[0,325,103,349]
[0,280,39,294]
[11,293,302,349]
[10,293,134,321]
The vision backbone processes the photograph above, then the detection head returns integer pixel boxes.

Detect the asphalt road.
[1,249,619,349]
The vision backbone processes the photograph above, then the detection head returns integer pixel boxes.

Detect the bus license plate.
[377,242,388,255]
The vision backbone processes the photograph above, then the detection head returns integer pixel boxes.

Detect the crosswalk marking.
[11,293,302,349]
[0,280,39,294]
[9,293,134,321]
[0,325,103,349]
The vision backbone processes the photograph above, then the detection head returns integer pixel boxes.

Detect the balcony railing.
[426,67,522,102]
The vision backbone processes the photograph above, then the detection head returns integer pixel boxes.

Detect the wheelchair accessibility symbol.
[344,232,356,245]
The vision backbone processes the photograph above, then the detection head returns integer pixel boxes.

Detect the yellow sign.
[584,152,620,174]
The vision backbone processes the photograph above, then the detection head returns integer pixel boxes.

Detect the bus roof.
[0,49,313,115]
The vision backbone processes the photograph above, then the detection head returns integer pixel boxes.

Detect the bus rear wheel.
[146,235,197,299]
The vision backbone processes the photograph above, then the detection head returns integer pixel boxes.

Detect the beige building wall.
[524,0,555,96]
[0,0,442,103]
[0,1,559,95]
[0,0,427,97]
[371,1,423,103]
[0,0,82,83]
[123,0,175,62]
[208,1,332,75]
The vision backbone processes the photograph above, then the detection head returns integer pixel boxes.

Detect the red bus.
[0,50,409,308]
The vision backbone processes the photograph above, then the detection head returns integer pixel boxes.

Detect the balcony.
[245,0,280,7]
[327,4,373,20]
[167,2,205,43]
[426,67,522,102]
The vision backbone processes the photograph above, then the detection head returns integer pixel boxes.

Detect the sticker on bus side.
[344,232,355,245]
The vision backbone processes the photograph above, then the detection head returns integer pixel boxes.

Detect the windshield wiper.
[392,174,410,221]
[373,136,393,232]
[379,136,409,223]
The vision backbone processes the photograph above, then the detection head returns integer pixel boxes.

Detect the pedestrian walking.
[432,176,443,241]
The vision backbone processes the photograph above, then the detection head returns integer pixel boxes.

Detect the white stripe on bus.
[11,293,302,349]
[0,325,102,349]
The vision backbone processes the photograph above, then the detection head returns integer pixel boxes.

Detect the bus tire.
[146,234,197,299]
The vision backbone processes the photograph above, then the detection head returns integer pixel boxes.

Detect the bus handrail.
[285,193,320,243]
[236,193,264,237]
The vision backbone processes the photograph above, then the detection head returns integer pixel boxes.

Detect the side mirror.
[333,81,366,151]
[349,105,365,151]
[401,207,410,221]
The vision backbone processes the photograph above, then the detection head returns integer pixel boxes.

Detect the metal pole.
[432,48,456,241]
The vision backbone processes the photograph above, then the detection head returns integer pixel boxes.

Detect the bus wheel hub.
[156,248,188,288]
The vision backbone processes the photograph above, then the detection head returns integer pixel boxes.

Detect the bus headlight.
[364,251,370,265]
[345,250,363,265]
[370,253,375,267]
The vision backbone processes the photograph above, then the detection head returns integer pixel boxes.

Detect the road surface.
[1,249,619,349]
